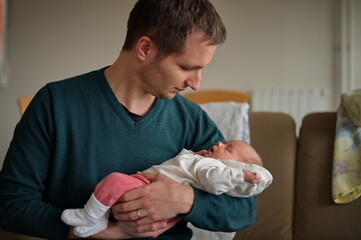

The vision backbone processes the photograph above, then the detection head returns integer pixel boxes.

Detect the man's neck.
[104,53,156,116]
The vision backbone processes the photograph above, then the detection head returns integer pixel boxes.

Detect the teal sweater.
[0,68,256,240]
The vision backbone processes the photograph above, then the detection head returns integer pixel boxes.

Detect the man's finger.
[117,184,148,202]
[137,172,161,181]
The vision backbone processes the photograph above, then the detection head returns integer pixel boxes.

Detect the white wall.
[0,0,340,166]
[353,0,361,89]
[206,0,337,91]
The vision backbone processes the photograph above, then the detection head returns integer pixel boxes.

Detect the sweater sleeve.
[180,106,257,231]
[182,189,256,231]
[0,86,70,240]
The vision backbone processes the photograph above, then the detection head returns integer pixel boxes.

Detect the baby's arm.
[195,150,262,184]
[195,151,262,184]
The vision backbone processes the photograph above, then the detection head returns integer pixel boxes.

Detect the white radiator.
[251,89,325,133]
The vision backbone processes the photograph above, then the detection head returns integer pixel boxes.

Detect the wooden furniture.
[183,89,250,104]
[18,96,33,115]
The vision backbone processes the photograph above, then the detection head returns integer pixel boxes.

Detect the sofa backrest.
[234,112,297,240]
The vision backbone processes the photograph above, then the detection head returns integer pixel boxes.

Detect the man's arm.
[0,87,71,239]
[184,189,256,231]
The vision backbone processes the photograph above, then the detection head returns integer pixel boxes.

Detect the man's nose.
[185,70,201,91]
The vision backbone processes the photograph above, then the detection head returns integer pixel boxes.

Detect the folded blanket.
[189,101,250,240]
[332,89,361,204]
[200,102,250,143]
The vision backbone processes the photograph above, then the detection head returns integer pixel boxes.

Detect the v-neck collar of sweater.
[97,67,163,128]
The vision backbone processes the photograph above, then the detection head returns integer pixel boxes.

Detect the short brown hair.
[122,0,226,58]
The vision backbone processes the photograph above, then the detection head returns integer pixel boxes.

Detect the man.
[0,0,256,239]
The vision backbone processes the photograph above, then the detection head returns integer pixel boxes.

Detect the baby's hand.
[195,150,208,156]
[243,171,262,184]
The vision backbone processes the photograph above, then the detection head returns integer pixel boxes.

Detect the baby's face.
[202,140,245,161]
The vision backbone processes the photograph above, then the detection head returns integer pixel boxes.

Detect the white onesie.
[144,149,273,197]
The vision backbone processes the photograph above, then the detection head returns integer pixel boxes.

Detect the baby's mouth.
[208,146,215,153]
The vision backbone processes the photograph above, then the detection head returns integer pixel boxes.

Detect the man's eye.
[180,65,190,71]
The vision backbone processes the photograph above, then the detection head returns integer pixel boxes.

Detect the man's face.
[138,30,217,99]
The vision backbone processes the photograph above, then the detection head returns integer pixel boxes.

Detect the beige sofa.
[2,111,361,240]
[235,111,361,240]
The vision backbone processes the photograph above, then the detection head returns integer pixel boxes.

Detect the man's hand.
[89,217,180,239]
[68,173,193,239]
[68,218,180,239]
[112,172,194,227]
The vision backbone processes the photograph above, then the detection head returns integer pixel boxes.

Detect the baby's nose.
[216,142,223,147]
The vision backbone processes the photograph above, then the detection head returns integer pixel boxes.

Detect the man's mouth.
[175,87,186,92]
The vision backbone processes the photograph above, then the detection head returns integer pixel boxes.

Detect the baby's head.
[203,140,262,166]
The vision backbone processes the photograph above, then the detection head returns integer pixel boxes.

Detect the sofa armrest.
[234,112,297,240]
[294,112,361,240]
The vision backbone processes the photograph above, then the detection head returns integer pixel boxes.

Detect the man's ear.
[136,36,155,61]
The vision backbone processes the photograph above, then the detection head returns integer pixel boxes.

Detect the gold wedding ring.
[136,209,142,219]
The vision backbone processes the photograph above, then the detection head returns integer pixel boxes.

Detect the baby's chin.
[203,153,213,158]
